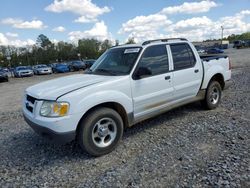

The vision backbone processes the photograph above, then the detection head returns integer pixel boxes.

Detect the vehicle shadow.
[2,102,204,166]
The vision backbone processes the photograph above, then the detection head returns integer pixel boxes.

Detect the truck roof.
[113,38,189,49]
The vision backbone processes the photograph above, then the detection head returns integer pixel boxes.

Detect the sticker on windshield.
[124,48,140,54]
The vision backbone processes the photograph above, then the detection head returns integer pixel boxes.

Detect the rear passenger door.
[170,43,203,101]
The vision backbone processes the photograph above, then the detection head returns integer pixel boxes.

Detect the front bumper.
[22,96,82,144]
[58,70,69,73]
[38,70,52,74]
[24,114,76,144]
[0,75,8,81]
[20,73,33,77]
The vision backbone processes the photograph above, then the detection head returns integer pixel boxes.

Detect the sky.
[0,0,250,47]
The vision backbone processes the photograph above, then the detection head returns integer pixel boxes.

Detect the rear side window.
[170,43,196,70]
[137,44,169,76]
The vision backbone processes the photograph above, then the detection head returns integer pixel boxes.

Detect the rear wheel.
[77,107,123,156]
[202,81,222,110]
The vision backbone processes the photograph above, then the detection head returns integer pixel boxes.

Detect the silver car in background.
[33,64,52,75]
[14,66,34,77]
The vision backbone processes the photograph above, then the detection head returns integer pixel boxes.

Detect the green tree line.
[226,32,250,42]
[0,34,118,67]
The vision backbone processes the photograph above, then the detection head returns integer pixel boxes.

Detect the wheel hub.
[98,126,109,137]
[92,117,117,148]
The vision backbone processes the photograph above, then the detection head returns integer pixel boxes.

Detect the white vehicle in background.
[33,64,52,75]
[197,48,206,54]
[23,38,232,156]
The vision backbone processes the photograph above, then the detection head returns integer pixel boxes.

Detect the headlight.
[40,101,69,117]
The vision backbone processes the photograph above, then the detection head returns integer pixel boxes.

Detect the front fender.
[75,90,133,116]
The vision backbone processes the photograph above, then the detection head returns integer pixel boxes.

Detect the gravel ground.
[0,48,249,187]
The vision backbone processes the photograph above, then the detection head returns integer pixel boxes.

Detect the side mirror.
[134,67,152,80]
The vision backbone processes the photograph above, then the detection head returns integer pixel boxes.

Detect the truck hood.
[26,74,111,100]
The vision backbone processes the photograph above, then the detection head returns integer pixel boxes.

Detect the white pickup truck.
[23,38,232,156]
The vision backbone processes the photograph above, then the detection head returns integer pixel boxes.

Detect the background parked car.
[53,63,70,73]
[84,59,96,68]
[48,63,57,73]
[33,64,52,75]
[233,40,245,49]
[206,48,224,54]
[1,67,12,77]
[14,66,34,77]
[68,61,86,71]
[0,68,8,82]
[197,48,206,54]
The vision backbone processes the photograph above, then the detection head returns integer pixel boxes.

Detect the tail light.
[229,58,232,70]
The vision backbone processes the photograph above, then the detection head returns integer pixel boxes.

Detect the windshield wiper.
[94,68,117,75]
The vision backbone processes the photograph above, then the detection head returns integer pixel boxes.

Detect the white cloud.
[164,11,250,41]
[68,21,111,41]
[51,39,59,44]
[6,32,18,38]
[119,5,250,42]
[119,14,171,33]
[170,16,213,32]
[45,0,111,23]
[74,16,97,23]
[53,26,66,32]
[118,1,220,42]
[1,18,46,29]
[118,14,172,42]
[0,33,35,47]
[218,11,250,37]
[161,0,218,15]
[0,33,9,46]
[237,10,250,17]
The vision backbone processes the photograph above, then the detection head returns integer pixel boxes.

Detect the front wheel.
[202,81,222,110]
[77,107,123,156]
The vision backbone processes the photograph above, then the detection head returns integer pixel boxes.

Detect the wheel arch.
[76,102,131,135]
[209,73,225,89]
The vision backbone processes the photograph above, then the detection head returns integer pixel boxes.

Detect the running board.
[129,90,206,126]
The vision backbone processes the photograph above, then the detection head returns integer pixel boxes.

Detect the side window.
[137,45,169,76]
[170,43,196,70]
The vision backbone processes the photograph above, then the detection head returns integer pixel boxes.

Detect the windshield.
[37,65,47,68]
[88,47,141,76]
[56,63,66,67]
[17,67,29,71]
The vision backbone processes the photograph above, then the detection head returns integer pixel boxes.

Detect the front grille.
[26,95,37,113]
[26,104,33,113]
[27,95,36,104]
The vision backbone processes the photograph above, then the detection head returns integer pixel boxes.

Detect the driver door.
[131,44,174,120]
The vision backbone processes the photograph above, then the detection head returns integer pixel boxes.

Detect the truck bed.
[200,54,231,90]
[200,54,228,62]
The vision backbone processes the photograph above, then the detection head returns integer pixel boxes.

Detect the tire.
[78,107,123,156]
[202,81,222,110]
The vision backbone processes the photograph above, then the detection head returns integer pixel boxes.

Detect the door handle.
[194,69,199,73]
[165,76,171,80]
